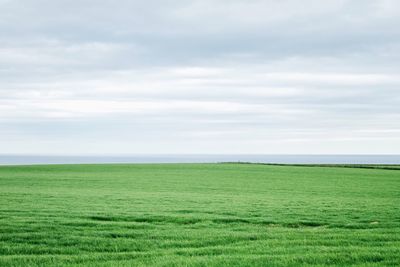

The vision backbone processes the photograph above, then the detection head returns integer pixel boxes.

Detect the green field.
[1,163,399,266]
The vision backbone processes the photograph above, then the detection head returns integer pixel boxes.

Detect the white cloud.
[0,0,399,154]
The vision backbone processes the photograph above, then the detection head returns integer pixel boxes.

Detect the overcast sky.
[1,0,399,155]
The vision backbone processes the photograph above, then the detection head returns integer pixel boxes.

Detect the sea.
[0,154,400,165]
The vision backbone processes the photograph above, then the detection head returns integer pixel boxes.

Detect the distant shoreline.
[1,154,400,165]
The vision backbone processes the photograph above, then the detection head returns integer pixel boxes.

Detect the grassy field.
[0,163,399,266]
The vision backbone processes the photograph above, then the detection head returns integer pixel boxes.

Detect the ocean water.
[0,155,400,165]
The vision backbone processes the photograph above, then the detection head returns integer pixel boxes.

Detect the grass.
[0,163,399,266]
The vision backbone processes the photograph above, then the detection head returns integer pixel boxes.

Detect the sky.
[1,0,400,155]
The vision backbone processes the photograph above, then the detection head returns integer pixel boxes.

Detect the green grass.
[0,163,399,266]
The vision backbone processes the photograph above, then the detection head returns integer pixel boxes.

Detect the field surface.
[0,163,399,266]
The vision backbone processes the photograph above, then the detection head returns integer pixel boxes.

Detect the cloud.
[0,0,399,154]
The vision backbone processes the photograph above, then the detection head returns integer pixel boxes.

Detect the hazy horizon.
[1,0,399,155]
[1,154,400,165]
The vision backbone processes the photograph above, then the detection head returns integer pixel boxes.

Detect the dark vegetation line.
[219,162,400,171]
[0,162,399,169]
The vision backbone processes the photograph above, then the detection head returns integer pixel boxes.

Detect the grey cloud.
[0,0,399,154]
